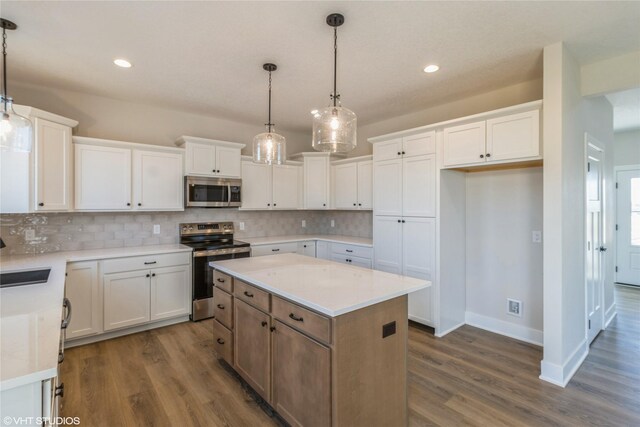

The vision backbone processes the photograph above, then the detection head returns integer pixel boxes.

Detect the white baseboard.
[539,339,588,387]
[65,316,190,348]
[435,321,465,338]
[408,314,434,328]
[604,303,617,329]
[464,311,543,346]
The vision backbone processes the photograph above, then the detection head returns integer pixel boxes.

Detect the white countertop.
[241,234,373,248]
[211,253,429,317]
[0,244,192,391]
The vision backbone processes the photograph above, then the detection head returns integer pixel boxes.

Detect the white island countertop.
[211,253,429,317]
[241,234,372,247]
[0,244,192,391]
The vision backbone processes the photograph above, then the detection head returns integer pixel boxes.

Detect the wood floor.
[61,285,640,426]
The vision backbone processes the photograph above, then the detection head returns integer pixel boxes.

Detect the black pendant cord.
[333,26,338,107]
[266,70,273,133]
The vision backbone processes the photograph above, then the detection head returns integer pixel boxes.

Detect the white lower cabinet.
[103,269,151,331]
[316,241,330,260]
[251,242,299,257]
[330,243,373,269]
[296,241,316,257]
[65,261,101,340]
[150,266,191,321]
[374,216,435,325]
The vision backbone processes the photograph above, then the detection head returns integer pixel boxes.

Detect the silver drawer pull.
[61,298,72,330]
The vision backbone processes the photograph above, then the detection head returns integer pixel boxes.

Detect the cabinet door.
[402,154,436,217]
[402,131,436,158]
[65,261,101,340]
[333,163,358,209]
[150,265,191,321]
[316,241,330,260]
[241,161,272,209]
[486,110,540,162]
[216,146,242,178]
[133,150,183,210]
[357,161,373,210]
[272,164,300,209]
[403,218,435,325]
[372,138,403,161]
[75,144,131,210]
[296,241,316,257]
[443,121,486,167]
[373,216,403,274]
[234,299,271,401]
[35,118,72,211]
[304,157,329,209]
[272,321,331,427]
[103,270,150,331]
[373,159,402,216]
[185,142,216,176]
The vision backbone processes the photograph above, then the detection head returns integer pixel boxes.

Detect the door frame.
[614,164,640,286]
[584,133,606,342]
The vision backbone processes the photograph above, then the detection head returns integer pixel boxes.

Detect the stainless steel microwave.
[184,176,242,208]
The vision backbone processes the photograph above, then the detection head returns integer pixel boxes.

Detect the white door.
[150,266,191,321]
[443,121,486,167]
[373,216,403,274]
[216,146,242,178]
[185,142,216,176]
[357,161,373,209]
[35,118,72,211]
[616,168,640,286]
[75,144,132,210]
[372,138,402,161]
[403,218,436,326]
[103,270,150,331]
[304,157,329,209]
[373,159,403,216]
[586,139,604,344]
[133,150,183,210]
[333,163,358,209]
[65,261,101,340]
[272,164,300,209]
[402,131,436,157]
[402,154,436,217]
[486,110,540,162]
[241,161,272,209]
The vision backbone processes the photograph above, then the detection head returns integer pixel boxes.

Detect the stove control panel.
[179,222,234,236]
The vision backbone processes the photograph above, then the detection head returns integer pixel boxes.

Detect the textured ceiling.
[3,1,640,132]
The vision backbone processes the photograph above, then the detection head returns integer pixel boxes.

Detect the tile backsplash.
[0,209,372,255]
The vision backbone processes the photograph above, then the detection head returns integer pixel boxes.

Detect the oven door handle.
[228,184,232,207]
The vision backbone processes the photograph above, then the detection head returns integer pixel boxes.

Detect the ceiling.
[3,1,640,133]
[606,87,640,132]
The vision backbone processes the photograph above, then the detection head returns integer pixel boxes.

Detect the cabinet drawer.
[213,270,233,293]
[213,287,233,329]
[101,252,190,274]
[251,242,299,257]
[330,243,372,259]
[234,280,270,312]
[272,296,331,344]
[212,319,233,365]
[331,253,372,269]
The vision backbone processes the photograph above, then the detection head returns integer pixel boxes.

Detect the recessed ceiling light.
[113,58,132,68]
[423,64,440,73]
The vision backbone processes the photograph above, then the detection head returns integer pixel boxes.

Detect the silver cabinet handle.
[61,298,72,329]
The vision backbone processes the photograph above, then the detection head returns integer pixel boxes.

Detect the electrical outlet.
[301,220,306,228]
[532,230,542,243]
[153,224,160,235]
[239,222,245,231]
[25,229,36,241]
[507,299,522,317]
[331,219,335,228]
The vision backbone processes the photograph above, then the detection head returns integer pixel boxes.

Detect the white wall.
[465,167,543,345]
[581,50,640,97]
[541,43,614,387]
[614,129,640,166]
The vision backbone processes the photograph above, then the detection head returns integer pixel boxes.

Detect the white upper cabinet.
[356,160,373,209]
[176,136,245,178]
[303,155,330,209]
[35,118,73,211]
[332,158,372,210]
[372,131,435,161]
[442,105,541,168]
[241,161,272,209]
[272,164,300,209]
[75,143,132,210]
[402,155,436,217]
[372,138,403,161]
[133,150,183,211]
[373,158,403,216]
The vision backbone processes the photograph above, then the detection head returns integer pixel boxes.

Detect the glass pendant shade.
[253,125,286,165]
[312,105,357,153]
[0,97,32,152]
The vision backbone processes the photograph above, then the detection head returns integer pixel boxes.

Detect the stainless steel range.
[180,222,250,321]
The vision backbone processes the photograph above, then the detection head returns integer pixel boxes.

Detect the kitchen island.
[210,253,430,427]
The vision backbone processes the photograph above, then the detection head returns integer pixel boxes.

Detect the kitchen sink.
[0,268,51,288]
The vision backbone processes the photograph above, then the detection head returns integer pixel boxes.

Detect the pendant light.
[0,18,32,152]
[312,13,357,154]
[253,63,286,165]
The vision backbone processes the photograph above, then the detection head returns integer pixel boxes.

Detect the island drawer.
[213,287,233,329]
[234,280,270,312]
[330,243,372,259]
[272,296,331,344]
[212,319,233,365]
[213,270,233,293]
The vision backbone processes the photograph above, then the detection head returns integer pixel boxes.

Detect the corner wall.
[614,129,640,166]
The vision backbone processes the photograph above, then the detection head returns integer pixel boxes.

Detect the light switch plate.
[331,219,335,228]
[301,220,306,228]
[532,231,542,243]
[153,224,160,235]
